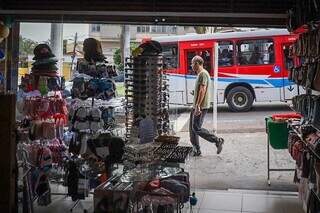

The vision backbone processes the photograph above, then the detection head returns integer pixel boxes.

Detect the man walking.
[189,55,224,156]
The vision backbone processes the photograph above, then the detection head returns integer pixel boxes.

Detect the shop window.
[186,49,212,75]
[91,24,101,32]
[218,41,234,67]
[162,26,166,33]
[138,25,177,34]
[171,26,177,34]
[151,26,157,33]
[162,43,178,69]
[237,39,274,65]
[146,26,150,33]
[156,26,162,33]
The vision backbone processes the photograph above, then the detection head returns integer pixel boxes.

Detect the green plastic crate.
[266,117,289,149]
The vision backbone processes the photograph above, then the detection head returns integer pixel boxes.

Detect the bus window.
[162,43,178,69]
[186,49,212,75]
[237,39,274,65]
[218,41,234,67]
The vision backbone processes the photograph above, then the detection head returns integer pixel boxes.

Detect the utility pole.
[50,23,63,75]
[120,25,130,66]
[70,32,78,76]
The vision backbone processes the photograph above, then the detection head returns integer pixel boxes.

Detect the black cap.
[33,44,56,60]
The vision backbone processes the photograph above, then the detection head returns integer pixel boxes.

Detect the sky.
[20,23,89,42]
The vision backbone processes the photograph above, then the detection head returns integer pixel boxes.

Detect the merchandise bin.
[265,116,295,186]
[266,117,289,149]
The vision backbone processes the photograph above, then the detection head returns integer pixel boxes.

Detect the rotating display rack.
[124,55,169,142]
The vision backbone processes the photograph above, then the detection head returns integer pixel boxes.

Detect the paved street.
[174,102,292,133]
[171,102,297,191]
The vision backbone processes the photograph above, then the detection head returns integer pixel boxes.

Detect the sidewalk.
[171,107,297,191]
[183,189,303,213]
[177,131,296,191]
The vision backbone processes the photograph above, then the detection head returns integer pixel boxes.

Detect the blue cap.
[0,49,5,60]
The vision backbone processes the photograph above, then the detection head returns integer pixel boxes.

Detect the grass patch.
[116,82,125,97]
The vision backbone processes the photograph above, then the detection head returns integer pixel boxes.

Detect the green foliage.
[19,36,38,57]
[194,26,208,34]
[113,42,139,72]
[115,82,125,97]
[113,48,122,66]
[130,42,138,52]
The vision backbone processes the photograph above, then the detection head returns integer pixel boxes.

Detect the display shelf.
[288,104,297,113]
[311,89,320,96]
[311,188,320,204]
[289,122,320,161]
[291,19,320,34]
[312,124,320,133]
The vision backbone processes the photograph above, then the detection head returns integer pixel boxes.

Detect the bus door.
[184,49,213,104]
[179,40,214,104]
[281,43,299,100]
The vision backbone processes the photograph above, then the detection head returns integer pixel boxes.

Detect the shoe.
[216,138,224,154]
[192,149,202,157]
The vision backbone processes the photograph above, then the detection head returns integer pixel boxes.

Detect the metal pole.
[50,23,63,75]
[4,21,20,92]
[212,43,218,133]
[121,25,130,67]
[70,32,78,77]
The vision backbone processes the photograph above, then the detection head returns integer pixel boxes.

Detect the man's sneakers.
[216,138,224,154]
[192,149,202,157]
[191,137,224,157]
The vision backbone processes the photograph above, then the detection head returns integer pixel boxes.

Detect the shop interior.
[1,0,320,213]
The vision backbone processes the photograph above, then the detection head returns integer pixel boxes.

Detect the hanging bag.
[89,107,103,132]
[311,96,320,130]
[312,61,320,91]
[306,63,317,89]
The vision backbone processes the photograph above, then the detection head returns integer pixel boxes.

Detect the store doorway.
[13,23,302,213]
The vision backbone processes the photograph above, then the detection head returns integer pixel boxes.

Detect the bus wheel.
[226,86,254,112]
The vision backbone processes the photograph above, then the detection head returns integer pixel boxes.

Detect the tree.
[113,43,138,72]
[113,48,123,72]
[19,36,38,57]
[194,26,208,34]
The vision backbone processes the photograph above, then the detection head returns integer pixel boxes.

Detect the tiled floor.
[183,190,304,213]
[35,189,304,213]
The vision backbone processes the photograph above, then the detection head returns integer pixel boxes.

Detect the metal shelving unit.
[289,122,320,160]
[288,121,320,208]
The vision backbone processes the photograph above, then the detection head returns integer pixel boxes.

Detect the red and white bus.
[151,29,299,112]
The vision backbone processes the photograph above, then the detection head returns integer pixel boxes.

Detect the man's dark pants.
[189,108,218,152]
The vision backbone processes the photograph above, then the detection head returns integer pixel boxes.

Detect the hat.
[139,40,162,55]
[33,44,56,60]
